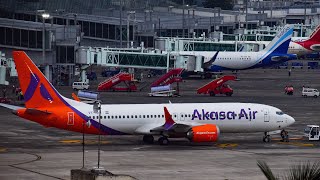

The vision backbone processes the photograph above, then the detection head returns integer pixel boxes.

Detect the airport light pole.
[93,101,102,170]
[82,121,85,169]
[41,13,50,66]
[120,0,123,48]
[127,11,135,48]
[182,0,185,37]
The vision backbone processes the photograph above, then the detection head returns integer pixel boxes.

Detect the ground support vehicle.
[197,75,236,96]
[304,125,320,141]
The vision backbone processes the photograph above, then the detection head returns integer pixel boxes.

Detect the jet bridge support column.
[81,70,88,83]
[195,55,203,72]
[45,65,52,82]
[0,66,9,85]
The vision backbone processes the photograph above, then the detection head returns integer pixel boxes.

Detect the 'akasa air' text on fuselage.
[192,108,258,121]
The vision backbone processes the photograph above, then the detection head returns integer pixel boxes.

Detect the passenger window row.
[88,114,192,119]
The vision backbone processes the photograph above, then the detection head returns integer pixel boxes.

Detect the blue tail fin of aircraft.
[263,25,294,54]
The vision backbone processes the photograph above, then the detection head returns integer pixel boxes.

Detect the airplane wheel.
[285,135,289,142]
[209,91,215,96]
[158,137,169,145]
[263,135,271,143]
[143,135,154,144]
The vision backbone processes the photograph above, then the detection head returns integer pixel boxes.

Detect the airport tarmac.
[1,68,320,180]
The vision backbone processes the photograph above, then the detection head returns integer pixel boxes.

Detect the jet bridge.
[77,47,170,70]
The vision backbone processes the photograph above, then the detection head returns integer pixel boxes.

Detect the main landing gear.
[143,135,154,144]
[158,136,169,145]
[143,135,169,145]
[263,132,271,142]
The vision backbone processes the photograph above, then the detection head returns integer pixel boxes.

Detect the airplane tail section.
[263,25,293,54]
[308,25,320,42]
[13,51,67,108]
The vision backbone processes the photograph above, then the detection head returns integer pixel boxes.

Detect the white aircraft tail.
[263,25,293,54]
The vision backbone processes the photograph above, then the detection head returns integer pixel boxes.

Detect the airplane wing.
[0,103,22,110]
[137,107,220,143]
[271,55,297,62]
[149,107,196,134]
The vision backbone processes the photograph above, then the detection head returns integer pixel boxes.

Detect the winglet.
[164,107,176,130]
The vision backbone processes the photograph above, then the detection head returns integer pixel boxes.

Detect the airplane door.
[67,112,74,125]
[263,109,270,122]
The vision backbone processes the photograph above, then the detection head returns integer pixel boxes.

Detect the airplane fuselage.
[232,41,316,56]
[17,102,294,135]
[178,50,294,71]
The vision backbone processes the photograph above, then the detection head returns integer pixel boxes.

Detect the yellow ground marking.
[217,143,238,148]
[60,140,110,145]
[0,147,7,152]
[272,137,304,141]
[277,142,314,147]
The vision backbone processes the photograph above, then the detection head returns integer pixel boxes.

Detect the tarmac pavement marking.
[217,143,238,148]
[272,137,304,141]
[277,142,314,147]
[60,139,110,145]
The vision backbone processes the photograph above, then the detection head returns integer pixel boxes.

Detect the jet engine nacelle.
[186,124,220,142]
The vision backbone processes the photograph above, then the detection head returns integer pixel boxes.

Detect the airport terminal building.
[1,0,320,84]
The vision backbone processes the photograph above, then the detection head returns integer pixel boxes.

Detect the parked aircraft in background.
[288,25,320,56]
[0,51,296,145]
[231,25,320,57]
[177,25,297,72]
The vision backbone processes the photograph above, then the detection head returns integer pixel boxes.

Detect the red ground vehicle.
[284,85,294,95]
[197,75,236,96]
[209,84,234,96]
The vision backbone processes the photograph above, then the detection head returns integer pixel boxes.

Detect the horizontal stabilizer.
[0,103,22,110]
[271,56,289,62]
[25,108,51,115]
[310,44,320,51]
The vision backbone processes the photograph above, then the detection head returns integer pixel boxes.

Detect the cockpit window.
[276,111,284,115]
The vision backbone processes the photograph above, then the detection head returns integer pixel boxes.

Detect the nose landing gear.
[263,132,271,142]
[280,129,289,142]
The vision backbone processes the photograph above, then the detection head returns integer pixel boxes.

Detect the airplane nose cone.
[287,115,295,125]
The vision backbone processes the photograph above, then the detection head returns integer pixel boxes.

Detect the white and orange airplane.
[0,51,295,145]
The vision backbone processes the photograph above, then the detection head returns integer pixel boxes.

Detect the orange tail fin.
[13,51,66,108]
